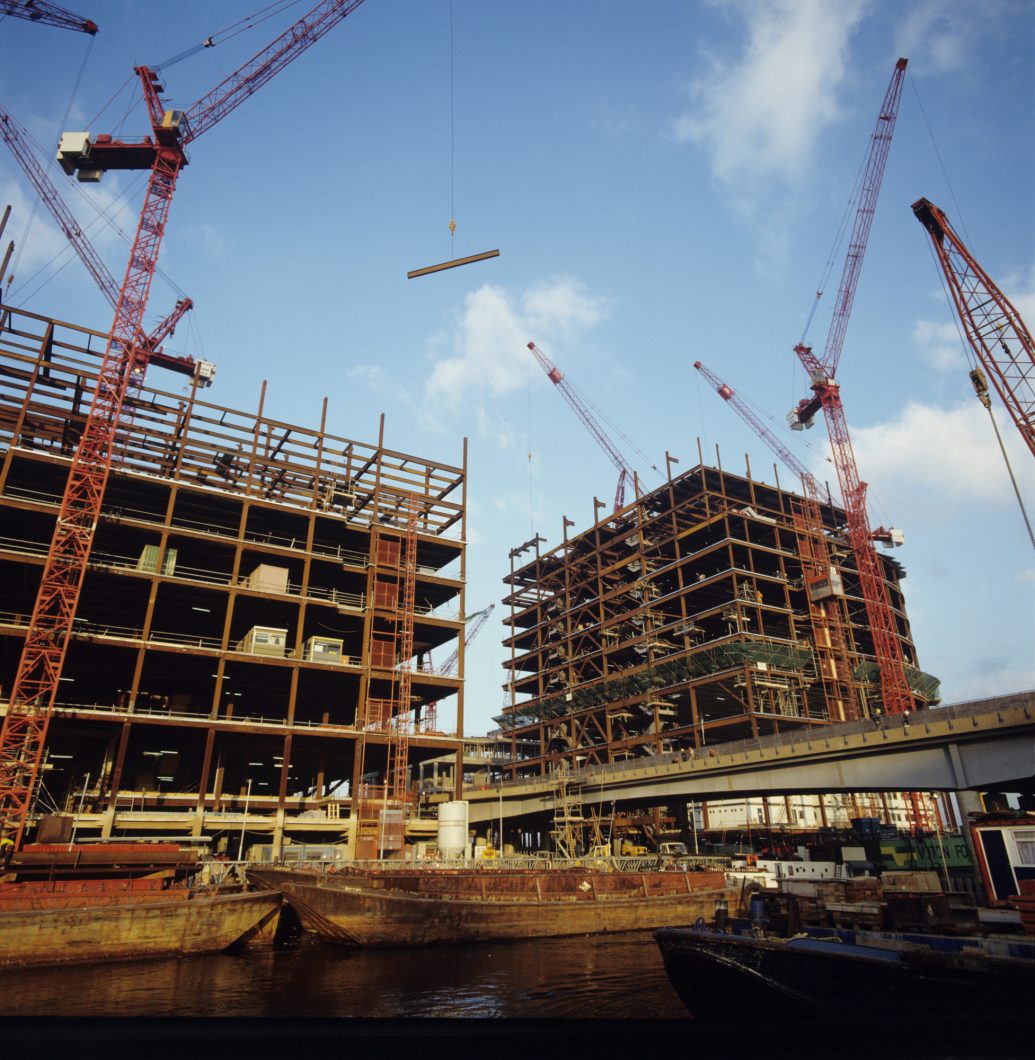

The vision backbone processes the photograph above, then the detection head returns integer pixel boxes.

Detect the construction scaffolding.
[499,457,938,779]
[0,305,467,855]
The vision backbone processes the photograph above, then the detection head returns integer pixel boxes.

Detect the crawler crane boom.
[912,197,1035,459]
[527,341,641,512]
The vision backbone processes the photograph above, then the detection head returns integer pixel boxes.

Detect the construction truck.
[620,839,649,856]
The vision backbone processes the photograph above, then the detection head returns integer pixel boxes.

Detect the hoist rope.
[449,0,456,250]
[153,0,306,72]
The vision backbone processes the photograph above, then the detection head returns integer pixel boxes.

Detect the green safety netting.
[497,638,816,729]
[854,661,941,702]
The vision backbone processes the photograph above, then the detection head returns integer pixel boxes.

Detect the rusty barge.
[0,885,281,968]
[247,864,731,947]
[0,842,281,968]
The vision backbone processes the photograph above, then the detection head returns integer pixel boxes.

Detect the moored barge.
[0,842,282,968]
[248,863,731,947]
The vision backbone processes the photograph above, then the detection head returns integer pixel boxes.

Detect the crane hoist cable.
[153,0,308,72]
[971,367,1035,551]
[407,0,499,279]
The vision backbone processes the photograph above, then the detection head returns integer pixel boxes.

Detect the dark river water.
[0,930,687,1020]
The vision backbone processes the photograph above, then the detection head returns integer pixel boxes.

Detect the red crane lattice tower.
[0,0,367,846]
[912,197,1035,459]
[788,59,917,723]
[694,360,859,721]
[527,341,641,512]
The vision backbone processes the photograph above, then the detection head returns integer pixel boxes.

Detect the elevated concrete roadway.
[465,690,1035,824]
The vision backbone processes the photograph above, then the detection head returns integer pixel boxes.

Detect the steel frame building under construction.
[0,305,466,856]
[498,456,939,782]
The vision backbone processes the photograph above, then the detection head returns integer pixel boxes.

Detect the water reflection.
[0,931,688,1020]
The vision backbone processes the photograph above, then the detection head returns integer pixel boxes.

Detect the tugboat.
[655,877,1035,1025]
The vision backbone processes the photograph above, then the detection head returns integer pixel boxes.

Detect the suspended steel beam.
[407,248,499,279]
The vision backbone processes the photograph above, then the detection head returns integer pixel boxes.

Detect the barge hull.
[0,890,282,969]
[250,867,730,947]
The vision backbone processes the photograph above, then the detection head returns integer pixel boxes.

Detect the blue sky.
[2,0,1033,737]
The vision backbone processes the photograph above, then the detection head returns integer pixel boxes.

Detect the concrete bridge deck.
[464,690,1035,824]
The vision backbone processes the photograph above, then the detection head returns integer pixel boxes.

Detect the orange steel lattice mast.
[387,497,419,808]
[0,0,366,847]
[912,197,1035,459]
[694,360,860,721]
[788,59,916,722]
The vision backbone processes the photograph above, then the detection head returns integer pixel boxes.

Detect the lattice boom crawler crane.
[912,197,1035,460]
[527,341,642,513]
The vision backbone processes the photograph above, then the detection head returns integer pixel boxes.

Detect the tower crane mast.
[694,359,860,720]
[527,341,640,512]
[0,108,209,386]
[0,0,367,847]
[0,0,96,34]
[787,58,916,720]
[912,197,1035,459]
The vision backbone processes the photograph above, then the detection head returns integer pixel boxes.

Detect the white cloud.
[425,277,607,409]
[672,0,868,189]
[0,177,70,280]
[474,405,517,451]
[843,400,1034,512]
[347,363,397,397]
[911,317,965,371]
[523,278,604,335]
[999,263,1035,325]
[0,164,141,301]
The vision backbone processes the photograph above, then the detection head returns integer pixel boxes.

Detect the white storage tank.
[437,800,469,858]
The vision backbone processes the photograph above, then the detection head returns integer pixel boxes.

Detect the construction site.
[0,303,468,856]
[500,460,936,772]
[0,5,1030,876]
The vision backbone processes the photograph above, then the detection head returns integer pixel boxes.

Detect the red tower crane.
[787,58,917,720]
[527,340,642,512]
[0,0,96,34]
[0,0,367,846]
[0,107,210,386]
[694,359,861,720]
[912,197,1035,459]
